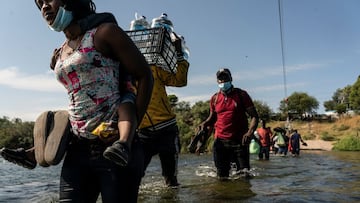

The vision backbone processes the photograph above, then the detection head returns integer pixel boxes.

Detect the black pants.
[259,146,270,160]
[138,123,180,182]
[213,138,250,178]
[59,137,144,203]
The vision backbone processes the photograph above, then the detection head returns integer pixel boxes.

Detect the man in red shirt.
[256,119,273,160]
[200,68,259,178]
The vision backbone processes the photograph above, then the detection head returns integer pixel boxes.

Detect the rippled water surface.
[1,151,359,202]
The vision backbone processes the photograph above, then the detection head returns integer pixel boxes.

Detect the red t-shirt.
[257,127,272,147]
[210,88,254,141]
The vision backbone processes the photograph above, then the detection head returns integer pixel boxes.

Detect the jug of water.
[151,13,177,41]
[151,13,174,32]
[178,35,190,60]
[130,12,150,31]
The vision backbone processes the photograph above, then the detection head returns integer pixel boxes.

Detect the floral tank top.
[54,28,125,139]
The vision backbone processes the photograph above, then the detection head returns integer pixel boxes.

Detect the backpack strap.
[233,88,246,113]
[211,91,220,113]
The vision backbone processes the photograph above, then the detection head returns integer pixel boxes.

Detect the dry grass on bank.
[269,115,360,141]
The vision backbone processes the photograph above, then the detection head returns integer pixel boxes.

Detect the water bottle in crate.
[178,35,190,60]
[130,12,150,31]
[126,27,177,73]
[150,13,176,41]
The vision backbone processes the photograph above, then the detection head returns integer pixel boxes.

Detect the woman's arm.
[94,23,153,122]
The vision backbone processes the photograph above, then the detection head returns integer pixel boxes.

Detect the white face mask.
[48,6,73,32]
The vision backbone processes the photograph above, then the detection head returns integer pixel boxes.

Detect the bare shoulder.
[93,23,130,57]
[95,23,125,39]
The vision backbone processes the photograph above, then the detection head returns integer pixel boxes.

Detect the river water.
[1,151,359,203]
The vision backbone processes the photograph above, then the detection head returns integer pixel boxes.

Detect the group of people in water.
[253,119,307,160]
[0,0,309,202]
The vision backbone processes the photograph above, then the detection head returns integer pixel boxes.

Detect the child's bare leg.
[117,102,138,149]
[103,101,137,166]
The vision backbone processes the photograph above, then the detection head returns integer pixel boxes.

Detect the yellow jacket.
[139,60,189,129]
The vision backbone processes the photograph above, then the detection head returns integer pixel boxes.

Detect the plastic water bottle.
[151,13,174,32]
[178,35,190,60]
[151,13,176,41]
[130,12,150,31]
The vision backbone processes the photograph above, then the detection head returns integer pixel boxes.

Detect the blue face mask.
[49,6,73,32]
[218,81,232,92]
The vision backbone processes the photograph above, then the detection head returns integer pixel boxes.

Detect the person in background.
[199,68,259,179]
[274,127,289,156]
[29,1,152,202]
[136,27,190,187]
[256,119,272,160]
[289,129,307,157]
[272,132,279,155]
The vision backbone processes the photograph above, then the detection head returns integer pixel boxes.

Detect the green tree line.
[0,117,34,149]
[1,75,359,151]
[324,75,360,114]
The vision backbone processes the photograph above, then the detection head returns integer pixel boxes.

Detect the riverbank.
[270,115,360,151]
[301,139,334,151]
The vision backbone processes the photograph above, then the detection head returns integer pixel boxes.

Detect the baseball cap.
[216,68,232,81]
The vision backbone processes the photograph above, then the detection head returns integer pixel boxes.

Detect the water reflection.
[1,151,360,202]
[193,179,255,202]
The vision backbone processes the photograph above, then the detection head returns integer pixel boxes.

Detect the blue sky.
[1,0,359,121]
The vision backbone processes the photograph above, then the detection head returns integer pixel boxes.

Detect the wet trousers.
[259,146,270,160]
[59,136,144,203]
[213,138,250,178]
[138,123,180,183]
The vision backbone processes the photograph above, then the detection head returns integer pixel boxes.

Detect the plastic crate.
[126,27,177,73]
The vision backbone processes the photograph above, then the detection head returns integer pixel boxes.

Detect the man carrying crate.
[137,33,189,187]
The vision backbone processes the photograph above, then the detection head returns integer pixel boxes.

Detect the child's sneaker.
[103,141,129,167]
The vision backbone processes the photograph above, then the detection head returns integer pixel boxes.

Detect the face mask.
[218,81,232,92]
[49,6,73,32]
